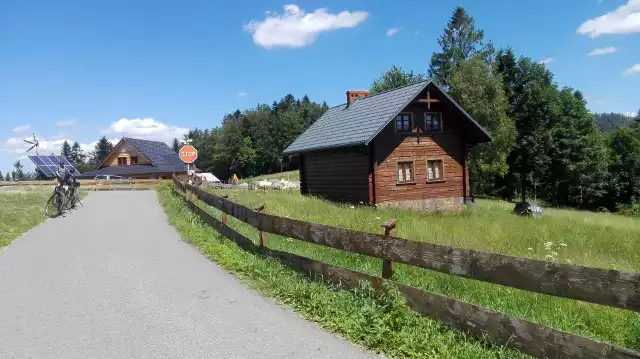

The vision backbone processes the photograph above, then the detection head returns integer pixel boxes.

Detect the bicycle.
[45,168,80,218]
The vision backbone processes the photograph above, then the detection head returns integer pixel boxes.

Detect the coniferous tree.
[69,142,86,167]
[4,172,10,181]
[428,6,494,89]
[0,170,3,181]
[60,140,72,160]
[13,160,24,181]
[171,138,181,153]
[89,137,114,168]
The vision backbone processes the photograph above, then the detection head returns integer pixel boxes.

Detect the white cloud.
[387,28,399,37]
[12,125,30,133]
[623,63,640,76]
[245,4,368,49]
[56,119,78,127]
[539,57,554,65]
[101,118,188,143]
[577,0,640,37]
[623,111,638,117]
[237,92,248,97]
[588,46,618,56]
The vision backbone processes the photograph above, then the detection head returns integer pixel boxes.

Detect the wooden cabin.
[80,137,190,179]
[282,80,492,212]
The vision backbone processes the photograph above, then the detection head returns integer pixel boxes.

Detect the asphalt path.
[0,191,382,359]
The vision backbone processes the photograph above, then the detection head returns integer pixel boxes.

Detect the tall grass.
[0,187,50,248]
[160,185,527,358]
[204,188,640,352]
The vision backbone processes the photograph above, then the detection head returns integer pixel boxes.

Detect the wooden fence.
[172,176,640,359]
[0,179,166,191]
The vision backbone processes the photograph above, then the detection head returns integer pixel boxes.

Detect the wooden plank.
[256,213,640,311]
[268,250,639,359]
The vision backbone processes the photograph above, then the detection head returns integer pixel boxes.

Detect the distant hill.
[594,112,635,132]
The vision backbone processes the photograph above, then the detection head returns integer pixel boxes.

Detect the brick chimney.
[346,90,369,105]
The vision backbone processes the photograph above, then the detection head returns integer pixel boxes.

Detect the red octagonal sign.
[179,145,198,164]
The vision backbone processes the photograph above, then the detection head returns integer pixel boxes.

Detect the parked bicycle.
[45,163,81,218]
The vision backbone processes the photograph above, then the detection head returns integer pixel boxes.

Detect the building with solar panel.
[78,137,192,179]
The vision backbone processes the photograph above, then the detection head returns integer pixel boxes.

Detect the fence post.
[221,194,229,225]
[255,204,266,248]
[381,218,398,279]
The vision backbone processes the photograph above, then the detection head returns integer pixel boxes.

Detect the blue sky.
[1,0,639,174]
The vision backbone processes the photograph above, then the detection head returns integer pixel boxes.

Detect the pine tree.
[60,140,72,160]
[0,170,3,181]
[428,6,494,89]
[4,172,10,181]
[70,142,86,167]
[370,66,425,94]
[634,109,640,128]
[89,137,114,167]
[13,160,24,181]
[171,138,181,153]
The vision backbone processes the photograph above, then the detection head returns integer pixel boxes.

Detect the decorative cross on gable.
[417,90,440,110]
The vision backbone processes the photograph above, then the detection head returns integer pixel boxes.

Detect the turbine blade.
[24,140,34,144]
[27,144,36,152]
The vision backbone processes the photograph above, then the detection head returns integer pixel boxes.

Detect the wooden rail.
[1,179,166,191]
[172,176,640,359]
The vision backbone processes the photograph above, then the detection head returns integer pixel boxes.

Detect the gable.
[101,139,152,167]
[282,80,492,155]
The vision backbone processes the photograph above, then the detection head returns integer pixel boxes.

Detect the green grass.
[159,184,528,359]
[239,170,299,183]
[0,186,51,248]
[200,188,640,353]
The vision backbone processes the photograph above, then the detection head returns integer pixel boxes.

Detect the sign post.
[179,145,198,177]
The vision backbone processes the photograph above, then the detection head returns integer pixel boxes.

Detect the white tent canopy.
[196,172,221,183]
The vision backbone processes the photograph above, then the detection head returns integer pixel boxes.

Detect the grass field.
[0,187,50,248]
[160,184,528,358]
[196,188,640,354]
[239,170,299,183]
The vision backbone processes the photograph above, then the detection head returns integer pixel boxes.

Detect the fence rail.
[172,176,640,359]
[0,179,166,191]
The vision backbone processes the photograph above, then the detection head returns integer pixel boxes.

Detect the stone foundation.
[378,197,465,213]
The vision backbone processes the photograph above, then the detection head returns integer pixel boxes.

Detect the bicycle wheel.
[69,187,78,209]
[45,191,63,218]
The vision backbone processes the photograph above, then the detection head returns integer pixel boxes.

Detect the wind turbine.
[24,133,40,156]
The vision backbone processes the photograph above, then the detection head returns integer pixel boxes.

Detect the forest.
[3,7,638,215]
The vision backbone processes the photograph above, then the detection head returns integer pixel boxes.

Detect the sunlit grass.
[238,170,299,183]
[0,187,50,248]
[203,187,640,352]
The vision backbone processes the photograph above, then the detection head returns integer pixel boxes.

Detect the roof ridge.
[364,79,430,99]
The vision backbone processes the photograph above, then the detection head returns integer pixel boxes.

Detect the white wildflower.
[544,255,554,260]
[527,248,534,251]
[376,217,381,220]
[349,205,355,209]
[543,241,553,249]
[551,252,558,257]
[567,259,572,263]
[560,243,567,247]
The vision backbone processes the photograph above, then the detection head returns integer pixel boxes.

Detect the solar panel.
[27,155,80,179]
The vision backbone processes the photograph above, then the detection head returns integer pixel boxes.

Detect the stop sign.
[179,145,198,164]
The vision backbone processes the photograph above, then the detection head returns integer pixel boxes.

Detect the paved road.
[0,191,381,359]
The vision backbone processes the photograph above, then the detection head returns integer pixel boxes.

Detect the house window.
[427,159,444,182]
[396,161,414,184]
[425,112,442,133]
[395,113,412,133]
[117,157,128,166]
[130,156,138,165]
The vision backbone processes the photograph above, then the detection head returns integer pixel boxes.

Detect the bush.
[617,202,640,217]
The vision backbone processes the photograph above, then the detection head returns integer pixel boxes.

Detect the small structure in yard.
[514,201,543,217]
[283,80,492,212]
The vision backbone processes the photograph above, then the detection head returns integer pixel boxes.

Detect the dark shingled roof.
[282,80,492,155]
[123,137,186,172]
